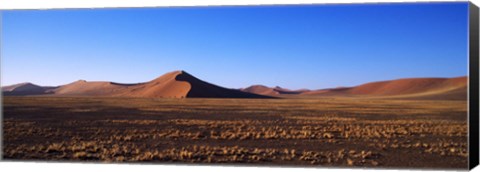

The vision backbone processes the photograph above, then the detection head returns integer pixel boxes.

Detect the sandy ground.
[2,97,468,169]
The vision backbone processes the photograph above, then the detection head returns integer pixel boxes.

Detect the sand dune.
[116,70,191,98]
[2,83,51,96]
[241,85,278,95]
[345,77,466,95]
[2,72,467,100]
[53,80,133,96]
[304,77,467,100]
[3,70,270,98]
[241,85,309,96]
[52,71,190,98]
[118,70,269,98]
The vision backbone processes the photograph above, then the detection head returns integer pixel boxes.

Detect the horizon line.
[1,70,468,90]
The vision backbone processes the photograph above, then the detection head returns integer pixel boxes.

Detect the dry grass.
[2,97,468,169]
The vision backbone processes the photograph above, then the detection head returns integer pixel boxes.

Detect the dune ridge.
[2,70,271,98]
[2,71,467,100]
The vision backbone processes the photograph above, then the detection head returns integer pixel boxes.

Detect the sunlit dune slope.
[7,70,271,98]
[304,77,467,100]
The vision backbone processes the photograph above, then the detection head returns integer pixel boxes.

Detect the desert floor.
[2,97,468,169]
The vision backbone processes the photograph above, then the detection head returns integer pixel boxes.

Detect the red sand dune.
[304,76,467,100]
[2,72,467,100]
[4,70,271,98]
[53,80,134,96]
[118,71,191,98]
[118,70,270,98]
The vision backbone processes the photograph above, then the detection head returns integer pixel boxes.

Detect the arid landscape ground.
[2,96,468,169]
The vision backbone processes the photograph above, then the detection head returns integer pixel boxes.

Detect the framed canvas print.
[1,1,479,171]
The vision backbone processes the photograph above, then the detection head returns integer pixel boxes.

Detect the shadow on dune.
[175,71,275,99]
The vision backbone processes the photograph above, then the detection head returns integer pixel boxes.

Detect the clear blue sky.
[1,2,469,89]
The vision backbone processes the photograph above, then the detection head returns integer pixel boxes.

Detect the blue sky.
[1,2,469,89]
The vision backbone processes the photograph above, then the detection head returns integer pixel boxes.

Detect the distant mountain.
[2,70,271,99]
[303,76,467,100]
[240,85,310,96]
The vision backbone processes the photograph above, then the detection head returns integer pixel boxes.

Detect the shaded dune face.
[176,71,272,98]
[1,83,49,96]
